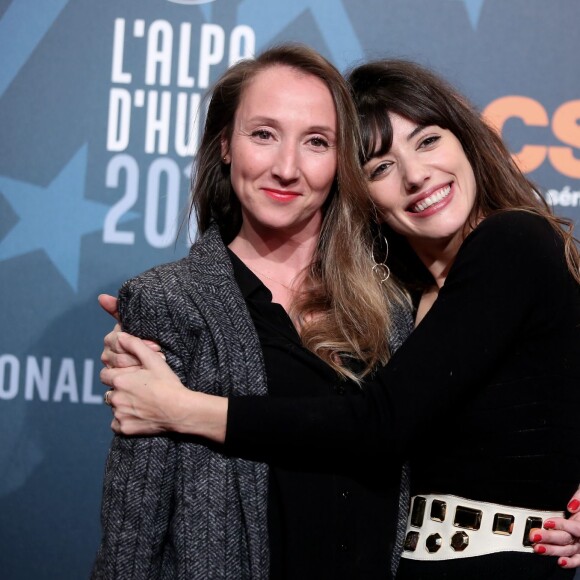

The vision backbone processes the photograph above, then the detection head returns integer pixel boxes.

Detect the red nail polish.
[559,559,568,567]
[543,520,556,529]
[536,545,546,554]
[532,533,542,543]
[568,499,580,511]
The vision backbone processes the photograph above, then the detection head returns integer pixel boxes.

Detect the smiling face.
[363,113,477,257]
[222,65,338,241]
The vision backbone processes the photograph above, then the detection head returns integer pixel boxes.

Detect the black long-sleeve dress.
[226,211,580,579]
[228,249,413,580]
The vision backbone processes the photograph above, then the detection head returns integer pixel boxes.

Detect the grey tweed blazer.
[92,224,270,580]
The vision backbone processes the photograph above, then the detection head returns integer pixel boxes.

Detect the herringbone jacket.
[92,224,270,580]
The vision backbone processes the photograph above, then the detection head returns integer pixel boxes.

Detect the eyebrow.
[309,125,336,136]
[407,124,426,141]
[366,123,427,162]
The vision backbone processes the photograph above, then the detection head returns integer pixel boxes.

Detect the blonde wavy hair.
[190,44,406,382]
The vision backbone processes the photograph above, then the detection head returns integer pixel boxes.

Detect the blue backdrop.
[1,1,579,578]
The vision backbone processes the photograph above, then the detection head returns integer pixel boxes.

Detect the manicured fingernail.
[532,533,542,543]
[568,499,580,511]
[543,520,556,529]
[559,558,568,567]
[535,545,546,554]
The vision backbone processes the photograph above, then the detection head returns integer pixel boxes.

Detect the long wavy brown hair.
[190,44,404,381]
[347,59,580,288]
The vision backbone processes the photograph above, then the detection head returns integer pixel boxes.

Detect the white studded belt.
[401,493,564,561]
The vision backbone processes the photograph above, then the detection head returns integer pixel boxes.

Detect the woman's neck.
[409,220,478,288]
[229,222,320,313]
[230,220,320,272]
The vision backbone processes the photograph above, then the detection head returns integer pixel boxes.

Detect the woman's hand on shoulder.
[101,332,188,436]
[101,332,228,443]
[98,293,164,369]
[532,487,580,568]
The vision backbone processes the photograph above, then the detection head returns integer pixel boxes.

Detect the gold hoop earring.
[371,235,391,284]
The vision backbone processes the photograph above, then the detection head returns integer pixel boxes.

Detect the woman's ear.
[221,138,230,164]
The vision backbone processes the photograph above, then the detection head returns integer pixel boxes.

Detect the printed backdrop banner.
[1,0,579,578]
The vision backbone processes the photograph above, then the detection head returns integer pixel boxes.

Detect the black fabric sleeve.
[225,212,568,462]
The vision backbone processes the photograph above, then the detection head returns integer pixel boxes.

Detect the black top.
[226,212,580,579]
[228,249,402,580]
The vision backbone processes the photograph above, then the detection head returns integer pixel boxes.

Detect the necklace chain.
[249,266,297,292]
